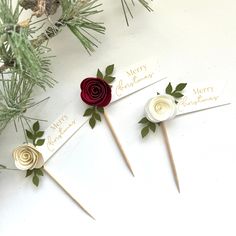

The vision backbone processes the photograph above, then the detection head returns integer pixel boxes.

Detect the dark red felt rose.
[80,77,112,107]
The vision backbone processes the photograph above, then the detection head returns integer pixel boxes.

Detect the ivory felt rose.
[12,144,44,170]
[80,77,112,107]
[145,94,177,123]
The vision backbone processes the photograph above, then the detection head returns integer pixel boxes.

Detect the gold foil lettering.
[47,118,76,152]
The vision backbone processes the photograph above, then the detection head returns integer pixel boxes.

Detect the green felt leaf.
[138,117,149,124]
[176,83,187,91]
[89,117,96,129]
[35,168,44,176]
[149,122,156,133]
[0,164,6,169]
[165,82,173,95]
[32,175,39,187]
[104,76,115,84]
[105,64,114,76]
[141,126,149,138]
[36,131,44,138]
[36,139,45,146]
[172,92,184,98]
[94,113,101,121]
[97,69,103,79]
[83,107,94,116]
[33,121,40,132]
[26,130,34,140]
[97,107,104,114]
[26,169,33,177]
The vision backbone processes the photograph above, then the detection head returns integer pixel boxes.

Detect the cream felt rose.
[12,144,44,170]
[145,94,177,123]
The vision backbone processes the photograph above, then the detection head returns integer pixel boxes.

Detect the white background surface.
[1,0,236,235]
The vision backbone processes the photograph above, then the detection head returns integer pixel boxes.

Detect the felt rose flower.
[80,77,112,107]
[145,94,177,123]
[12,144,44,170]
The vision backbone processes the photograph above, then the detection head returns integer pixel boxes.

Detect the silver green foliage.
[0,0,153,135]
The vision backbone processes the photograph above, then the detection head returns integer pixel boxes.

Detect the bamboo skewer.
[43,166,96,220]
[103,110,135,177]
[160,122,180,193]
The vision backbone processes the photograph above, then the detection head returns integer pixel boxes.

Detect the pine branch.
[0,0,105,133]
[30,19,65,47]
[0,1,54,133]
[0,0,154,136]
[21,1,105,54]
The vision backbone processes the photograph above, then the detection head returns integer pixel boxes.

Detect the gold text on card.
[178,86,219,111]
[47,115,76,152]
[115,64,154,97]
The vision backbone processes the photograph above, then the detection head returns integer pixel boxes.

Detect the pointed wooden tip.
[85,211,96,221]
[125,159,135,177]
[130,167,135,177]
[174,174,180,193]
[72,200,96,221]
[176,183,181,194]
[103,110,135,177]
[44,167,96,220]
[75,201,96,220]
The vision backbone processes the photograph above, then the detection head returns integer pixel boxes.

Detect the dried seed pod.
[19,0,60,16]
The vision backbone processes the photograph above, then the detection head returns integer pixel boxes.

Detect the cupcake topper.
[80,61,166,176]
[139,81,230,192]
[139,82,187,192]
[80,65,135,176]
[11,120,96,220]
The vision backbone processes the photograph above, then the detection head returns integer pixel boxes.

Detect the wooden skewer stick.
[43,166,96,220]
[160,122,180,193]
[103,110,135,177]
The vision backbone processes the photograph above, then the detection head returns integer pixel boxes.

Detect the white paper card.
[37,102,88,162]
[177,80,229,115]
[111,58,165,102]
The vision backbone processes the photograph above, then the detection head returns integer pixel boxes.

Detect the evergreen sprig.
[7,30,54,89]
[0,70,49,134]
[0,0,106,135]
[0,70,33,133]
[0,1,54,135]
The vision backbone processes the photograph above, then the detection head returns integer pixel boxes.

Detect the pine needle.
[61,0,105,54]
[121,0,153,26]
